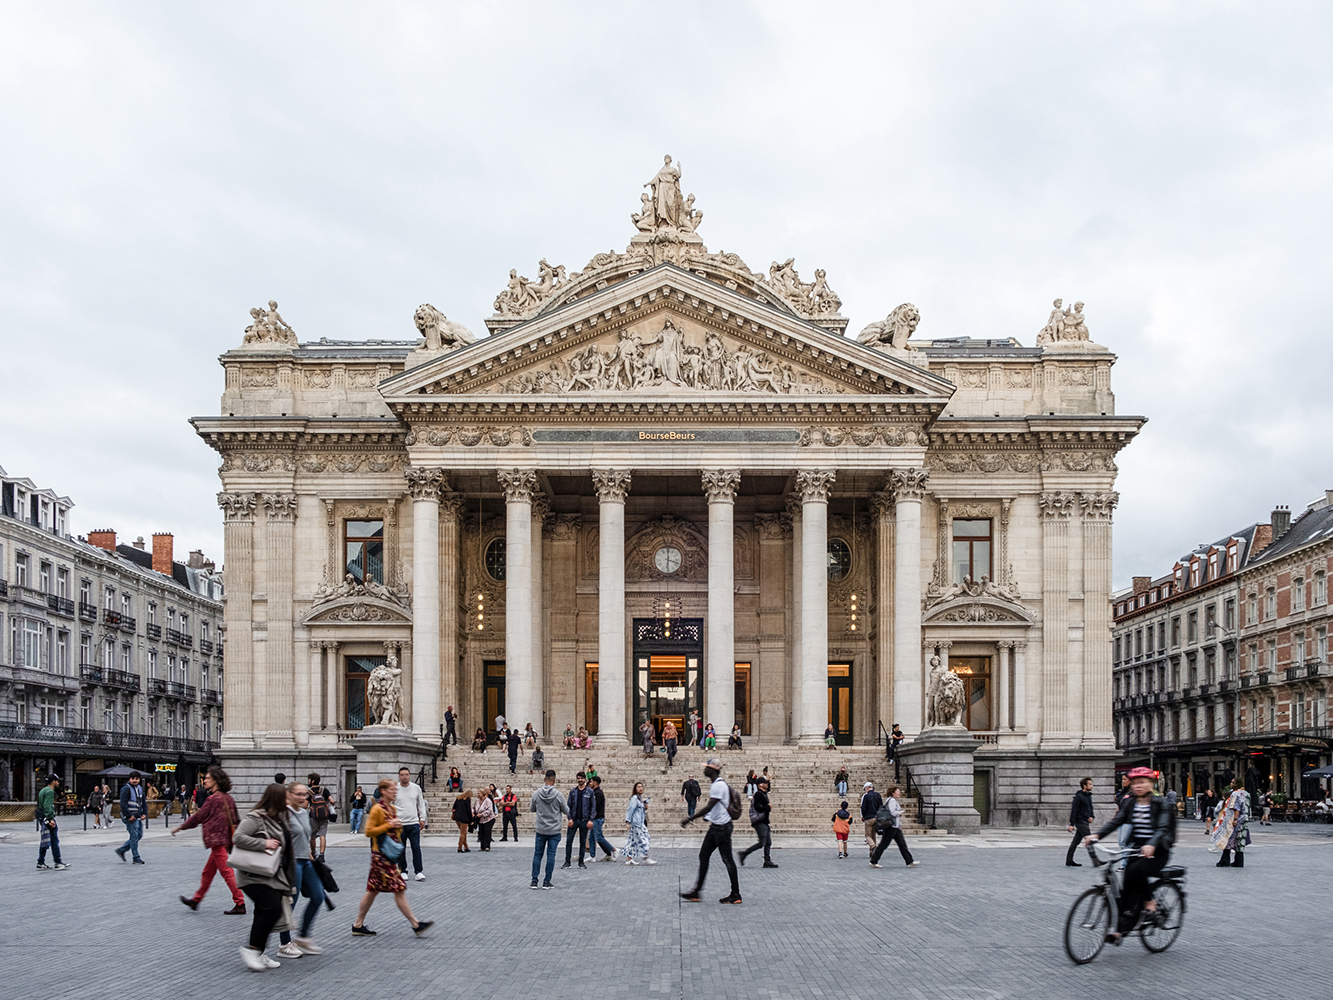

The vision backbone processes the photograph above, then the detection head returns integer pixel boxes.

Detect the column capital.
[702,469,741,503]
[439,492,464,521]
[498,469,538,503]
[996,639,1015,650]
[550,513,582,540]
[1079,491,1120,521]
[593,469,632,502]
[261,492,297,521]
[870,490,896,520]
[889,467,929,502]
[308,641,322,654]
[754,513,786,540]
[785,494,803,521]
[532,493,552,523]
[405,467,445,502]
[217,492,258,521]
[1039,491,1079,519]
[795,470,836,503]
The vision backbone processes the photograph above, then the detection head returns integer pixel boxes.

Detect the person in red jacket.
[174,765,246,914]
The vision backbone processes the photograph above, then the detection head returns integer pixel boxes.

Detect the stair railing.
[416,723,449,788]
[900,764,937,829]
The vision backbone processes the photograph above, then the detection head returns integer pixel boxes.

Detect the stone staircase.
[420,743,932,836]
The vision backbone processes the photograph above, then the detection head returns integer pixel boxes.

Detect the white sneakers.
[240,947,279,972]
[415,872,426,881]
[277,943,303,959]
[294,938,323,955]
[625,859,638,865]
[624,857,658,865]
[644,858,658,865]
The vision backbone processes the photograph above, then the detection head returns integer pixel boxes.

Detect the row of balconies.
[0,720,211,755]
[76,665,208,702]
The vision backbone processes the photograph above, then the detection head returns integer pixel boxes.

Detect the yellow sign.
[638,431,697,441]
[155,764,177,772]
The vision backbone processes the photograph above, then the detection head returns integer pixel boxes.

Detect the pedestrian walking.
[100,782,113,829]
[115,771,147,864]
[869,785,919,869]
[582,775,614,861]
[835,766,849,798]
[349,787,368,833]
[473,787,497,851]
[1260,790,1273,825]
[738,775,776,868]
[36,774,68,871]
[663,720,678,767]
[275,782,327,959]
[232,783,295,971]
[451,786,472,852]
[681,774,701,818]
[623,781,656,865]
[640,718,657,757]
[352,779,432,938]
[444,704,457,745]
[860,782,882,855]
[1065,777,1096,867]
[390,767,427,879]
[529,769,569,889]
[307,773,334,861]
[563,771,595,869]
[1210,778,1251,868]
[506,726,521,774]
[87,783,105,830]
[679,757,742,904]
[832,801,852,858]
[500,786,520,841]
[175,765,245,914]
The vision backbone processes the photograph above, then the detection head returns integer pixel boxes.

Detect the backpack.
[874,801,896,833]
[311,788,330,822]
[833,813,851,836]
[726,785,744,821]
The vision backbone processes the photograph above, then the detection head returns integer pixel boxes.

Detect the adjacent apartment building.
[1113,491,1333,805]
[0,466,224,801]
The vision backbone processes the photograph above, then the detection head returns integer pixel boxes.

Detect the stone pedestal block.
[898,726,981,834]
[352,726,437,787]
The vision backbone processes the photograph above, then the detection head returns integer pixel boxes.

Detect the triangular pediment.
[380,265,955,404]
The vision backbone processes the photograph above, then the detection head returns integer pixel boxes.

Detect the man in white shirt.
[678,757,741,904]
[394,766,428,881]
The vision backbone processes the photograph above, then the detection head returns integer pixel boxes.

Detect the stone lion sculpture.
[413,303,476,351]
[857,303,920,350]
[925,654,967,728]
[367,653,404,728]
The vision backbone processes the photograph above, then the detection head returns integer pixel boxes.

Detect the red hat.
[1126,767,1157,779]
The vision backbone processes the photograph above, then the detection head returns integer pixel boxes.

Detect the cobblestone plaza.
[4,819,1331,1000]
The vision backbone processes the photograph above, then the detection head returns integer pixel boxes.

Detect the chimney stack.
[133,536,146,550]
[152,533,174,576]
[88,529,116,552]
[1271,506,1291,541]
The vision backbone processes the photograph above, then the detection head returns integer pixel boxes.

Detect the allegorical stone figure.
[367,653,404,728]
[645,154,684,230]
[925,655,966,728]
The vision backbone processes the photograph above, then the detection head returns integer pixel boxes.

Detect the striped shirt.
[1131,802,1153,843]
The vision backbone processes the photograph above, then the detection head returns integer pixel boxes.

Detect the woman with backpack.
[868,786,918,869]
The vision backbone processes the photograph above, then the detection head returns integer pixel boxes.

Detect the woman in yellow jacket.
[351,779,433,937]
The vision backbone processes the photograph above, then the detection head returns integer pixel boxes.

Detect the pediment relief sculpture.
[625,515,708,583]
[925,572,1022,610]
[312,568,410,610]
[922,598,1035,626]
[302,596,413,626]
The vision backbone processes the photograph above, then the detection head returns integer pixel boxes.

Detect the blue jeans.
[591,817,615,858]
[279,858,325,943]
[350,808,365,833]
[531,832,559,884]
[39,821,62,865]
[396,823,423,874]
[119,817,143,859]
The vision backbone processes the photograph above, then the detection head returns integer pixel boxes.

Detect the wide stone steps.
[420,744,931,835]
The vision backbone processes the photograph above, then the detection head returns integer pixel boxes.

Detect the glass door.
[484,661,506,739]
[827,662,852,744]
[635,655,698,741]
[344,656,385,730]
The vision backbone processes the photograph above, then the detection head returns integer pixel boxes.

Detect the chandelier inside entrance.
[652,593,682,640]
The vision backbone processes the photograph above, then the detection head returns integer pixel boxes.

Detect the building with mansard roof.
[193,160,1143,824]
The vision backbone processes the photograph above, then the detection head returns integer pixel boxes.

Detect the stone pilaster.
[439,493,462,736]
[593,470,631,744]
[891,468,929,736]
[1039,491,1078,746]
[1080,491,1118,748]
[797,471,835,744]
[217,492,257,748]
[703,470,740,734]
[261,492,297,747]
[531,493,549,737]
[499,469,538,736]
[871,491,896,736]
[406,467,444,739]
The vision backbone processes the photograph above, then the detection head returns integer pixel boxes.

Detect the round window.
[654,546,683,575]
[827,538,851,582]
[484,538,506,582]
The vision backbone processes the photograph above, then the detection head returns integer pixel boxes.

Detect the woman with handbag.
[451,787,473,852]
[473,787,497,851]
[352,778,432,938]
[232,783,296,971]
[174,765,245,915]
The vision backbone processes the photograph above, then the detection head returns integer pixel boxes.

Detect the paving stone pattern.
[3,821,1332,1000]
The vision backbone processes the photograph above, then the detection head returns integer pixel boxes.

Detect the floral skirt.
[367,850,406,894]
[625,822,651,859]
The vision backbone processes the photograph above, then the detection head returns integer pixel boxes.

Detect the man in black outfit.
[680,775,701,818]
[562,772,595,869]
[444,705,457,745]
[506,726,521,775]
[859,781,883,857]
[1066,777,1095,866]
[738,776,777,867]
[679,758,741,904]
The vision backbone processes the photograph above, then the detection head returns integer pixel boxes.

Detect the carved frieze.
[926,451,1041,474]
[1040,451,1117,474]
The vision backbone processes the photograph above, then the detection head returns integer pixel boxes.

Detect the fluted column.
[1081,491,1119,748]
[703,470,740,734]
[785,496,803,742]
[1039,491,1077,745]
[996,640,1013,732]
[406,468,443,739]
[891,468,929,736]
[299,640,317,746]
[323,641,339,732]
[593,471,631,743]
[871,491,896,734]
[797,471,835,744]
[499,469,538,737]
[217,492,257,748]
[259,493,297,746]
[439,493,462,735]
[1014,641,1028,732]
[531,494,549,737]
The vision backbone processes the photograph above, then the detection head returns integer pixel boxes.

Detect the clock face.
[654,546,683,574]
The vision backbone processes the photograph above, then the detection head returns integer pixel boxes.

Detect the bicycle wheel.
[1064,887,1111,964]
[1140,881,1185,953]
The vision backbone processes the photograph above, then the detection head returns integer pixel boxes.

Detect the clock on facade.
[654,545,683,574]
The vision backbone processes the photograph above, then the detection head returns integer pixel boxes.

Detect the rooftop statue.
[1037,298,1092,345]
[413,303,476,351]
[242,299,299,347]
[858,303,920,351]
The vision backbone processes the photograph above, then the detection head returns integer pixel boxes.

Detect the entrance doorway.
[632,617,702,740]
[345,656,384,730]
[584,662,599,735]
[484,661,505,739]
[950,656,992,731]
[827,663,852,744]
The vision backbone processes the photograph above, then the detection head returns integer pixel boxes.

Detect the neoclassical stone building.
[194,161,1143,823]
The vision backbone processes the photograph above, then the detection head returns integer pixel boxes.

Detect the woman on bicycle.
[1085,766,1174,941]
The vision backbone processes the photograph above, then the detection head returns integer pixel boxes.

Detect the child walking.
[832,801,852,858]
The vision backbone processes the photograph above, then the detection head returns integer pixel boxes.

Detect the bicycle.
[1063,841,1187,964]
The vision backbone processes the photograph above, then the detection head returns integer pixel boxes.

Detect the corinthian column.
[406,467,443,739]
[1081,491,1119,748]
[439,492,462,734]
[499,469,538,737]
[593,470,631,744]
[261,492,297,747]
[797,471,835,744]
[786,495,803,743]
[891,468,929,736]
[217,492,257,748]
[871,491,896,735]
[1039,491,1077,746]
[531,493,549,738]
[703,470,740,734]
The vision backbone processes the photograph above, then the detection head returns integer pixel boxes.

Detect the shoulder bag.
[228,844,283,877]
[377,832,405,862]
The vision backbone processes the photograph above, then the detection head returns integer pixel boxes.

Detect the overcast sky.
[2,2,1330,588]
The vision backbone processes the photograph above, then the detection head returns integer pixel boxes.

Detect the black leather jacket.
[1095,795,1174,853]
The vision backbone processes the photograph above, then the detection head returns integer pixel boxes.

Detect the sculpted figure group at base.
[493,258,572,318]
[767,258,842,317]
[633,155,703,235]
[499,319,830,395]
[925,655,967,728]
[367,652,404,729]
[242,300,299,347]
[1036,298,1091,345]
